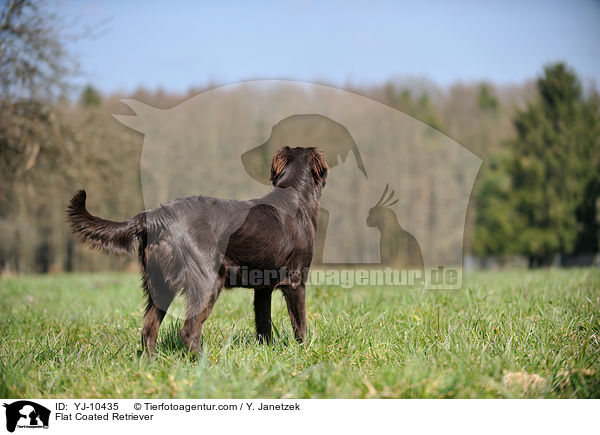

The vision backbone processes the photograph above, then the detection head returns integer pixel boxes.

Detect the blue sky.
[59,0,600,93]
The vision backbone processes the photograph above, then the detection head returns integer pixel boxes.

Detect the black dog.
[68,146,327,355]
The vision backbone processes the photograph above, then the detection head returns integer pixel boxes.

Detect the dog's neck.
[263,184,322,226]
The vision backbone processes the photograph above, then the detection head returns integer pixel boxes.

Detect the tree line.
[1,1,598,273]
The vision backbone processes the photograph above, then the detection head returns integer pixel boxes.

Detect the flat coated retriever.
[67,146,328,355]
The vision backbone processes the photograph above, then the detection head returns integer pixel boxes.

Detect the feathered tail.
[67,190,143,256]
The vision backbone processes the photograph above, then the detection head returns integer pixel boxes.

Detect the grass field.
[0,268,599,398]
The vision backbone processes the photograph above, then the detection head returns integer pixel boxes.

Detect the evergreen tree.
[475,63,600,266]
[478,83,498,111]
[79,84,102,107]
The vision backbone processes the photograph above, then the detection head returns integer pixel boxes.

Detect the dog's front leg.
[283,284,307,343]
[254,287,273,343]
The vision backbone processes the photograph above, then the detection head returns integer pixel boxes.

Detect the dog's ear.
[308,147,328,185]
[270,146,291,184]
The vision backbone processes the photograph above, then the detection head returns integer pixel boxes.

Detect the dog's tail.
[67,190,143,256]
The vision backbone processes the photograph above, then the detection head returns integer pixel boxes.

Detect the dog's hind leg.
[141,271,175,356]
[283,284,307,343]
[180,294,217,354]
[180,275,224,354]
[254,287,273,343]
[141,302,171,356]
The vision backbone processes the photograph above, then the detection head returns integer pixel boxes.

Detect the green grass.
[0,268,599,398]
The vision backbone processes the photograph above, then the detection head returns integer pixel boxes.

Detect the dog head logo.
[241,114,366,185]
[114,80,481,290]
[3,401,50,432]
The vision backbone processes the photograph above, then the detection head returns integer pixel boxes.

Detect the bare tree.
[0,0,76,272]
[0,0,73,206]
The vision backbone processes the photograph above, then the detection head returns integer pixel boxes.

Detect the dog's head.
[270,146,328,189]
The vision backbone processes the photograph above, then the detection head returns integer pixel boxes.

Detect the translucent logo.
[114,80,481,301]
